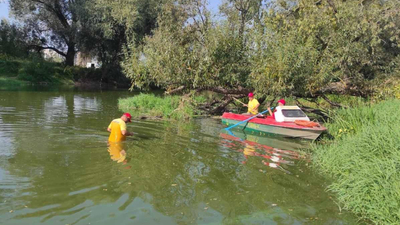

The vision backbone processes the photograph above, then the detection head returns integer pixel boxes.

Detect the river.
[0,87,360,225]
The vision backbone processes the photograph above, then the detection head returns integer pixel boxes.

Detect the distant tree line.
[1,0,399,109]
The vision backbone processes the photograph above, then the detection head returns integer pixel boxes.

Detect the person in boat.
[268,99,286,120]
[107,113,134,142]
[242,92,260,115]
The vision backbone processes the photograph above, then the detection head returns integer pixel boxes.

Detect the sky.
[0,1,10,20]
[0,0,222,21]
[208,0,222,13]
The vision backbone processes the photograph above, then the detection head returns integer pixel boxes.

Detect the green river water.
[0,88,360,225]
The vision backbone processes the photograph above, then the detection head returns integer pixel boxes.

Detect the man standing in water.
[107,113,134,142]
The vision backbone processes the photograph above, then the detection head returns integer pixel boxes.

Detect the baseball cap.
[277,99,286,105]
[123,113,132,122]
[248,92,254,97]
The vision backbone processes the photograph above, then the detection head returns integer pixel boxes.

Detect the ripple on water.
[0,90,360,225]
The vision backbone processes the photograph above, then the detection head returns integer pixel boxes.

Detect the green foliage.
[0,19,29,58]
[0,77,28,88]
[17,58,65,83]
[94,0,162,43]
[9,0,81,65]
[6,0,400,100]
[121,0,400,102]
[374,77,400,101]
[118,93,205,120]
[250,0,400,98]
[324,104,376,139]
[0,55,128,85]
[396,85,400,99]
[0,59,21,77]
[312,99,400,224]
[122,0,262,92]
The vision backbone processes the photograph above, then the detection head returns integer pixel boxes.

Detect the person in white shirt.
[268,99,286,121]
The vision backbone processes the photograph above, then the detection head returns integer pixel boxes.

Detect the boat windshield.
[281,109,307,118]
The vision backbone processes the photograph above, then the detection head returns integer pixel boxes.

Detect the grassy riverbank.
[118,93,208,120]
[312,99,400,224]
[0,57,74,85]
[0,56,129,87]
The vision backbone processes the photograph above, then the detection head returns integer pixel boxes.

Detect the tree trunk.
[65,43,76,66]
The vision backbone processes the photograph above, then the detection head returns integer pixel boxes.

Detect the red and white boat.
[222,106,327,140]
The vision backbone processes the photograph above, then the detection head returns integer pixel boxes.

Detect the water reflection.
[220,129,308,174]
[73,95,101,115]
[108,142,128,164]
[0,90,361,225]
[44,96,68,123]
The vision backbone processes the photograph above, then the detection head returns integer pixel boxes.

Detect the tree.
[69,0,164,83]
[122,0,266,113]
[250,0,400,100]
[75,1,126,68]
[93,0,164,45]
[0,19,29,57]
[9,0,82,66]
[219,0,264,44]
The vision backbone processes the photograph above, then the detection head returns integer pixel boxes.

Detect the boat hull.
[222,113,326,140]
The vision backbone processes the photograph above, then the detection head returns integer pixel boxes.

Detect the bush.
[323,103,376,139]
[0,77,27,87]
[118,93,201,120]
[312,99,400,224]
[0,59,21,77]
[17,58,62,83]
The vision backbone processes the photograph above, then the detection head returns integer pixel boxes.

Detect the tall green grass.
[0,77,28,87]
[312,99,400,224]
[118,93,204,120]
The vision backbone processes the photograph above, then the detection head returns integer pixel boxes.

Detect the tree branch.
[210,97,234,114]
[29,45,67,57]
[31,0,70,29]
[320,94,347,108]
[165,85,186,95]
[206,86,253,95]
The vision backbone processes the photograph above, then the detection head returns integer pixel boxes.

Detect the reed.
[312,99,400,224]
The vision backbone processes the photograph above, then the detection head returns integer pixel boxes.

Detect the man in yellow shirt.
[243,92,260,115]
[107,113,133,142]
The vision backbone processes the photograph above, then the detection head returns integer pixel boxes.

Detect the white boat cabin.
[274,106,310,122]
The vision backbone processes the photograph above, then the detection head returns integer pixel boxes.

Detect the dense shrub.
[0,59,21,77]
[17,59,65,83]
[118,93,206,120]
[312,99,400,224]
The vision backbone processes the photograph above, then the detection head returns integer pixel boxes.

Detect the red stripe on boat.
[222,112,326,130]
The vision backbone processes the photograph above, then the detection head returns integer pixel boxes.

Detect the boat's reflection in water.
[220,129,310,174]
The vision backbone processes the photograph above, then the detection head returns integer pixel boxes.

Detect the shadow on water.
[0,89,363,225]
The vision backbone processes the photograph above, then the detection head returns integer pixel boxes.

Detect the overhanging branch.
[29,45,67,57]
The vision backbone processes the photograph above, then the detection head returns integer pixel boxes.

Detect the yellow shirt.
[108,118,127,142]
[247,99,260,115]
